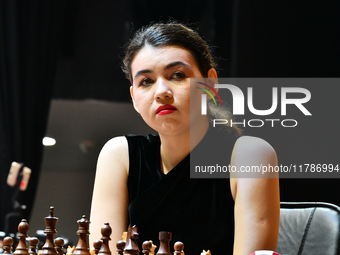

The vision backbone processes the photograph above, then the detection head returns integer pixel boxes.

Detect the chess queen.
[90,22,280,255]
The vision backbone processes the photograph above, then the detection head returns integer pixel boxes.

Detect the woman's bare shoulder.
[231,135,278,180]
[90,136,130,243]
[97,136,129,175]
[101,136,128,152]
[233,135,276,159]
[232,137,280,254]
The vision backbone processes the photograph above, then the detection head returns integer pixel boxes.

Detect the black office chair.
[277,202,340,255]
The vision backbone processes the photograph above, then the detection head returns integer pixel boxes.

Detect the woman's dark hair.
[122,22,242,136]
[122,22,217,83]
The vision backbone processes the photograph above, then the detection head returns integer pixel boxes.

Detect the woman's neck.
[159,120,209,174]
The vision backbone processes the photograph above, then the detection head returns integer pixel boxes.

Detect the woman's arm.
[89,136,130,246]
[230,136,280,255]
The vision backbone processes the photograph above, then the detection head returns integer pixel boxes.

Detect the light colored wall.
[29,100,154,246]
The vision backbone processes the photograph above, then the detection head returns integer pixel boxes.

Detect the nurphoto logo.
[197,81,312,128]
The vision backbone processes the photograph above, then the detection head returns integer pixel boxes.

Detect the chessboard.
[1,206,212,255]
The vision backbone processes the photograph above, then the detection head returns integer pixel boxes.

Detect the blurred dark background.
[1,0,339,244]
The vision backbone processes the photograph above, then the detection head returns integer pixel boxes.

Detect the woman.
[90,22,280,255]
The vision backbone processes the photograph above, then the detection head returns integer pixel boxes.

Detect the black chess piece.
[142,241,152,255]
[55,237,64,255]
[116,240,125,255]
[174,242,184,255]
[156,232,172,255]
[3,236,14,254]
[13,219,29,255]
[123,225,139,255]
[98,222,112,255]
[40,206,58,255]
[73,215,91,255]
[29,237,39,255]
[93,240,102,255]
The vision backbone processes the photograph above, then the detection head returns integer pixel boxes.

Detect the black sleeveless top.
[125,127,237,255]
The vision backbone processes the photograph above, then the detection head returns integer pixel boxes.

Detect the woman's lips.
[156,105,177,115]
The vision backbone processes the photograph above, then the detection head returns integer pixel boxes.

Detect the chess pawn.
[123,225,139,255]
[93,240,102,255]
[156,232,172,255]
[55,237,64,255]
[40,206,58,255]
[13,219,29,255]
[116,240,125,255]
[142,241,152,255]
[3,236,14,254]
[98,222,112,255]
[73,215,91,255]
[29,237,39,255]
[173,242,184,255]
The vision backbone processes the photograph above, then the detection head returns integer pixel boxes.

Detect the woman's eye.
[172,72,186,80]
[140,78,154,87]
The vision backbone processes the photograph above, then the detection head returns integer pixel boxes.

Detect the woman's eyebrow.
[134,69,152,81]
[133,61,190,81]
[165,61,191,70]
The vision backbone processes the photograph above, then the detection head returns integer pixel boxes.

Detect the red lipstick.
[156,105,177,115]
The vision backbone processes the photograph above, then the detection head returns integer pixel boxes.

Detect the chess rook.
[156,232,172,255]
[40,206,58,255]
[13,219,29,255]
[73,215,91,255]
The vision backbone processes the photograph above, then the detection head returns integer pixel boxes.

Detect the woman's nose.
[154,79,173,100]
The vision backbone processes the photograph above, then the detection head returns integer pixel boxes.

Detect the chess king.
[90,22,280,255]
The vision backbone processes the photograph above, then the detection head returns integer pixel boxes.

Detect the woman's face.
[130,44,216,136]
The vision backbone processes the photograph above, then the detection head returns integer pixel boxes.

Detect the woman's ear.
[207,68,218,79]
[130,86,139,113]
[207,68,218,91]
